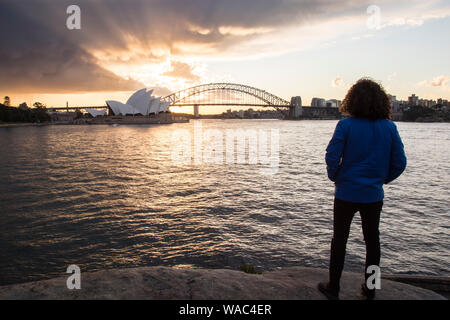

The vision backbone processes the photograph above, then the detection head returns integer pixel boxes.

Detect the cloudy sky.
[1,0,449,110]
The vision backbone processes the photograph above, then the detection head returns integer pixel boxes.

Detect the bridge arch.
[162,83,291,107]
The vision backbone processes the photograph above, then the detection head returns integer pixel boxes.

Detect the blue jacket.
[326,117,407,203]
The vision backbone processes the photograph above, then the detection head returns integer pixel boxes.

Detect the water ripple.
[0,120,448,285]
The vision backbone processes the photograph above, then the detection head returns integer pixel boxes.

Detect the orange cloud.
[162,60,201,81]
[418,75,450,88]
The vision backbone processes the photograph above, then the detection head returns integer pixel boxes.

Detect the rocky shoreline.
[0,266,446,300]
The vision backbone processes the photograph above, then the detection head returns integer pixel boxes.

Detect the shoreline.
[0,122,49,128]
[0,266,447,300]
[1,119,450,128]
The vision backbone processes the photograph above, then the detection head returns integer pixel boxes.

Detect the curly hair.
[339,78,391,120]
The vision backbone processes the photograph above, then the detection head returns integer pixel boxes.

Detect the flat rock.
[0,266,445,300]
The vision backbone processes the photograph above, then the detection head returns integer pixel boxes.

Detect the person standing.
[319,78,407,300]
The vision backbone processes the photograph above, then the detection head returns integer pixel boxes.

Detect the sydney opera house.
[85,88,171,118]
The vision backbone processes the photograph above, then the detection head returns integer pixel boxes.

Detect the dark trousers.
[329,197,383,290]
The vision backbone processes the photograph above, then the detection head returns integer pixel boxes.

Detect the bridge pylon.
[194,104,199,118]
[288,96,302,119]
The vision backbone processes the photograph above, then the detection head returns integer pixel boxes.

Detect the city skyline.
[1,0,450,111]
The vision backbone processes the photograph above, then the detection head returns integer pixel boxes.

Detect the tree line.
[0,96,50,123]
[402,104,450,122]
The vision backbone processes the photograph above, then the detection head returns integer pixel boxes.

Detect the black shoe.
[318,282,340,300]
[361,283,376,300]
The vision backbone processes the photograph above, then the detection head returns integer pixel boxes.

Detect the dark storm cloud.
[0,0,372,93]
[0,0,145,93]
[59,0,371,52]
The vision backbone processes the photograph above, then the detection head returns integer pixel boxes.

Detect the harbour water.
[0,120,448,285]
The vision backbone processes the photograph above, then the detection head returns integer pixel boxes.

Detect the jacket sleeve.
[385,123,407,184]
[325,120,346,182]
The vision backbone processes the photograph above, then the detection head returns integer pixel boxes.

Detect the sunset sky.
[1,0,449,112]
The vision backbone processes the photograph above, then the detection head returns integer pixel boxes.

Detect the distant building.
[331,99,341,108]
[408,94,419,106]
[106,88,170,116]
[311,98,326,108]
[406,94,441,108]
[389,95,401,113]
[326,99,340,108]
[388,95,404,120]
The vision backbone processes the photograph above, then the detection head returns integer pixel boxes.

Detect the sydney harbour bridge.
[161,83,304,118]
[162,83,292,108]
